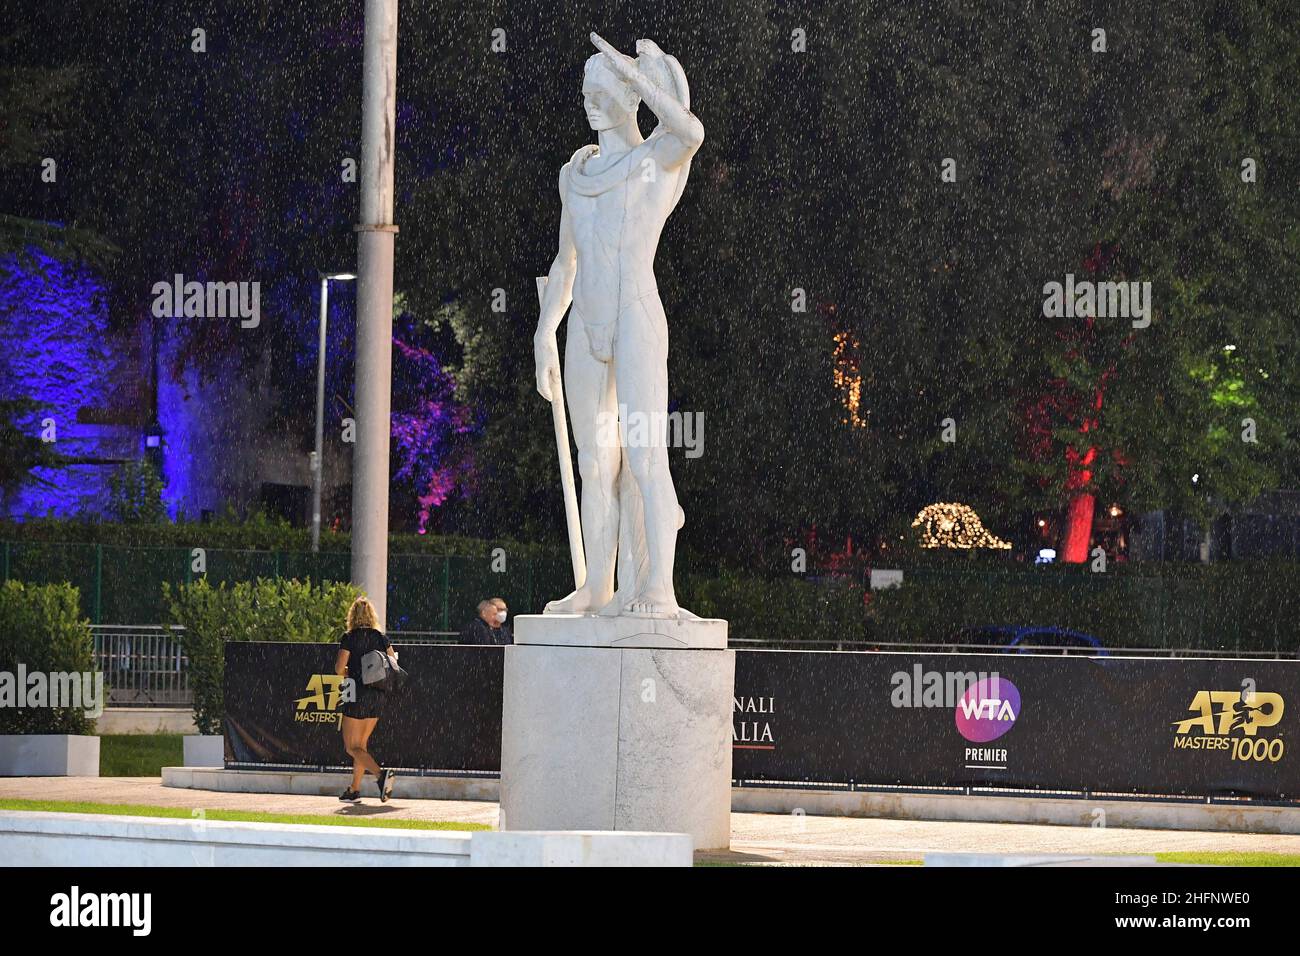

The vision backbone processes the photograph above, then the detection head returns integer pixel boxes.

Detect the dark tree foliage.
[2,0,1296,564]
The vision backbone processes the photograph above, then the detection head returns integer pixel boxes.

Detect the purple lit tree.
[390,336,474,534]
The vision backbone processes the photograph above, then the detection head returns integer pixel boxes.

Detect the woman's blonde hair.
[347,595,380,632]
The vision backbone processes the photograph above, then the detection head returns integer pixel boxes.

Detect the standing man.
[460,599,511,645]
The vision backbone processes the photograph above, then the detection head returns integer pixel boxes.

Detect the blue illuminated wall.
[0,249,133,519]
[0,248,340,523]
[155,327,283,521]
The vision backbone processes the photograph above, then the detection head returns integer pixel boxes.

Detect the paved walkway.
[4,777,1300,865]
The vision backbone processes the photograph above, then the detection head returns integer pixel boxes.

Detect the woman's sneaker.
[379,769,396,802]
[339,788,361,803]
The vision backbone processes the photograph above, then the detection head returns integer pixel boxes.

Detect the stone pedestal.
[500,614,733,851]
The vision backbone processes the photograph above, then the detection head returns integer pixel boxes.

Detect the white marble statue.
[533,33,704,620]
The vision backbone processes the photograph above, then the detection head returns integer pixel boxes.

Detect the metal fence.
[88,625,460,708]
[388,631,460,644]
[3,541,573,631]
[92,625,191,708]
[18,541,1300,666]
[728,637,1300,658]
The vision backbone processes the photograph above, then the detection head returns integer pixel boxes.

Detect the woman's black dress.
[339,626,390,719]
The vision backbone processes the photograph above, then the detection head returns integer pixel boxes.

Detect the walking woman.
[335,595,397,803]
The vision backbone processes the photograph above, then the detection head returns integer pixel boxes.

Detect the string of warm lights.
[833,331,866,428]
[912,502,1013,550]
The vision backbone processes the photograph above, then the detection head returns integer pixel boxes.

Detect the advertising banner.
[732,650,1300,798]
[224,642,503,771]
[224,643,1300,798]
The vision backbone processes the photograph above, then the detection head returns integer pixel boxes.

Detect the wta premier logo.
[954,676,1020,743]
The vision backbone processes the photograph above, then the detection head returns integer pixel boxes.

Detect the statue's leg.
[545,308,620,614]
[600,458,646,616]
[614,294,681,618]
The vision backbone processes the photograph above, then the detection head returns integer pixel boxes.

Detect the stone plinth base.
[501,615,733,851]
[514,611,728,649]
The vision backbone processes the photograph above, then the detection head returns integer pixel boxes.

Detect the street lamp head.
[321,271,357,281]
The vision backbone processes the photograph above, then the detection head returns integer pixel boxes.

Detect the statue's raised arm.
[589,33,703,167]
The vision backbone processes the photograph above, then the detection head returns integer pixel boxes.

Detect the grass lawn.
[0,798,489,831]
[98,734,183,776]
[1155,851,1300,867]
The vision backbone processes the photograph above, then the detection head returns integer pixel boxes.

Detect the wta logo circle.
[955,677,1021,743]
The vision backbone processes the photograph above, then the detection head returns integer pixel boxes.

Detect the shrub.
[106,460,166,524]
[0,581,96,734]
[868,562,1300,653]
[679,569,866,643]
[164,577,361,734]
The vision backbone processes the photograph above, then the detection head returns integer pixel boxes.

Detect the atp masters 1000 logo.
[1172,688,1285,763]
[294,674,355,727]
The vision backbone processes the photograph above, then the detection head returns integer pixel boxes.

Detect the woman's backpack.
[360,647,407,692]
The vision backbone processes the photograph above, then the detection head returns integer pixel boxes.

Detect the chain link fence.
[4,541,573,632]
[11,541,1300,658]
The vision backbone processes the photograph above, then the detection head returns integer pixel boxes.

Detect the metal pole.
[94,543,102,625]
[442,555,450,632]
[351,0,399,628]
[311,277,329,553]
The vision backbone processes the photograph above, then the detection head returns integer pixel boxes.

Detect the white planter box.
[0,735,100,776]
[182,735,225,767]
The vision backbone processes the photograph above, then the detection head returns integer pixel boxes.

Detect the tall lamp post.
[352,0,399,627]
[312,271,355,553]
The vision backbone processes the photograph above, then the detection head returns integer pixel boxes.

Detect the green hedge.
[678,569,865,643]
[0,581,97,734]
[868,562,1300,653]
[163,577,361,735]
[0,515,564,561]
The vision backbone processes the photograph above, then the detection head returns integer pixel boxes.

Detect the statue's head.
[582,52,639,130]
[582,41,691,134]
